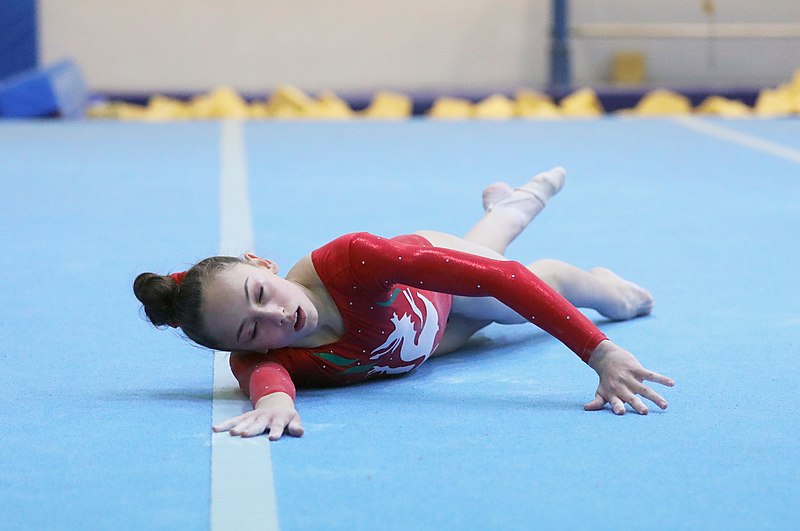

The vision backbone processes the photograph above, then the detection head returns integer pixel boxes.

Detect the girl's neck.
[285,256,345,348]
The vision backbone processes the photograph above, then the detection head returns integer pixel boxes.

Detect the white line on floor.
[673,116,800,165]
[211,120,280,531]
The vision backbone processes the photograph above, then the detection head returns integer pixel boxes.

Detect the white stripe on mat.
[673,116,800,165]
[211,120,280,531]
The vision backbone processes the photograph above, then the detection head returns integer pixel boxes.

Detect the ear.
[243,253,279,274]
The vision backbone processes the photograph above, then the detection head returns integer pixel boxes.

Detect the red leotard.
[230,233,607,406]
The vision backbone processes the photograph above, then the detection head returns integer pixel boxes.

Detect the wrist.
[255,391,294,409]
[587,339,612,371]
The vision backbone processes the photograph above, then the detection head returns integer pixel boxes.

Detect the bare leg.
[464,167,565,254]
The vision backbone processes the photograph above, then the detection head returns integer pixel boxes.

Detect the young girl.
[134,167,673,441]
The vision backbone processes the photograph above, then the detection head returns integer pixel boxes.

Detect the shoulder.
[310,232,387,269]
[346,232,396,254]
[327,232,379,249]
[283,233,372,281]
[285,233,380,292]
[308,232,370,259]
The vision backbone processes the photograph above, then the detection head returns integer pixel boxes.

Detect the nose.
[258,305,287,326]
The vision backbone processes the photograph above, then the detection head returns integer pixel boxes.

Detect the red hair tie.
[169,271,187,284]
[168,271,187,328]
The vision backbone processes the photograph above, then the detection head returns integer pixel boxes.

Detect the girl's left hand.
[584,340,675,415]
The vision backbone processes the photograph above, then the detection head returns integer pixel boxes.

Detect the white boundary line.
[210,120,280,530]
[672,116,800,165]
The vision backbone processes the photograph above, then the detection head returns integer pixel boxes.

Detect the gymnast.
[134,167,673,440]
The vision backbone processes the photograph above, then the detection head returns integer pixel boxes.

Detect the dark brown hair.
[133,256,243,349]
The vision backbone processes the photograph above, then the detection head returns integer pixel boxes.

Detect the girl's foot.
[589,267,654,321]
[482,167,567,233]
[487,167,566,212]
[467,168,567,254]
[482,182,513,211]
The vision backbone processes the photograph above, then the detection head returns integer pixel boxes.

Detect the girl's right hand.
[212,392,304,440]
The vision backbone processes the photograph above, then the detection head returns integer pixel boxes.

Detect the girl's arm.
[229,354,296,406]
[349,233,606,362]
[214,353,303,439]
[349,233,674,414]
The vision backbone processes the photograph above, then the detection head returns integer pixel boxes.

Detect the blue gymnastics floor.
[1,117,798,530]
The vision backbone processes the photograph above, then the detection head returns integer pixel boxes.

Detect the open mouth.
[294,306,305,331]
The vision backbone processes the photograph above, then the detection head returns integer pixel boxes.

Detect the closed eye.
[258,286,264,304]
[251,322,258,341]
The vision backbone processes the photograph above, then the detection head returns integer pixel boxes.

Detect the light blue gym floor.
[1,117,798,530]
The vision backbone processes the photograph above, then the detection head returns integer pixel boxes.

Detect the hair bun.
[133,272,180,327]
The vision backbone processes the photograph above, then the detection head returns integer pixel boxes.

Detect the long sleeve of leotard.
[229,353,297,406]
[349,233,607,362]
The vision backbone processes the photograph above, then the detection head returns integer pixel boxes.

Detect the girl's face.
[200,256,318,352]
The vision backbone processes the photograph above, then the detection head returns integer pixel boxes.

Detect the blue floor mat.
[1,118,798,530]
